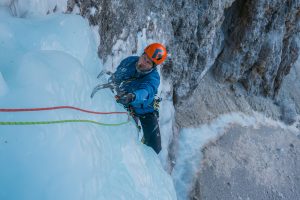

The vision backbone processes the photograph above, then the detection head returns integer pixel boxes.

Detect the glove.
[115,93,136,105]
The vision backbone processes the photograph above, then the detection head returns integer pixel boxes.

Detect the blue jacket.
[114,56,160,115]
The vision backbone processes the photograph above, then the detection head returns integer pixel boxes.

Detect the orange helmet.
[144,43,167,65]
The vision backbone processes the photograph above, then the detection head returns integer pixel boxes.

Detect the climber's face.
[137,53,154,73]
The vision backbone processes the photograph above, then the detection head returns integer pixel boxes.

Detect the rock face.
[67,0,300,119]
[67,0,239,101]
[213,0,300,98]
[67,0,173,63]
[190,125,300,200]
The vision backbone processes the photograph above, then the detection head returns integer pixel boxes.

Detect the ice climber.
[112,43,167,154]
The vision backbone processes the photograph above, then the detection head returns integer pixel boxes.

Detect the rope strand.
[0,119,130,126]
[0,106,127,115]
[0,106,130,127]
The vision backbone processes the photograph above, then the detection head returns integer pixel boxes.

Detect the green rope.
[0,119,130,126]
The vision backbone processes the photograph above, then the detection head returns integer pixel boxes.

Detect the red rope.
[0,106,127,115]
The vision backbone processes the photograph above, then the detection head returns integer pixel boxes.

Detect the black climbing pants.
[139,111,161,154]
